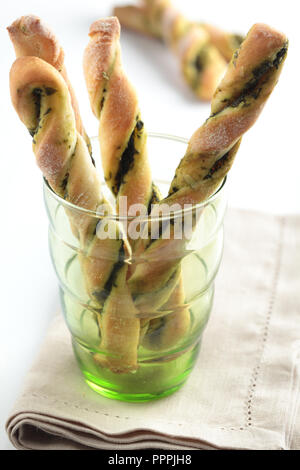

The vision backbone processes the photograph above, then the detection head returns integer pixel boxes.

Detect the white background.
[0,0,299,450]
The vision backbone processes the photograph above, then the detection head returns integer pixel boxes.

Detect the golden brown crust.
[7,15,64,67]
[84,17,121,117]
[212,23,288,115]
[10,56,75,186]
[83,17,153,215]
[7,15,91,154]
[10,55,111,241]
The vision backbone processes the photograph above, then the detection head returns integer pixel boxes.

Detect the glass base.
[72,338,201,403]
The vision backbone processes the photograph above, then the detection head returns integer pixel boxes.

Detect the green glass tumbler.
[44,133,227,402]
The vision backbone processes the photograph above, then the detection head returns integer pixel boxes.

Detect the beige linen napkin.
[6,209,300,450]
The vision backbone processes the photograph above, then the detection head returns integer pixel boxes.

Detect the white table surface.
[0,0,299,450]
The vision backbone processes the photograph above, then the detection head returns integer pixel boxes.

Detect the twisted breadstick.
[114,1,227,100]
[129,23,288,310]
[7,15,92,156]
[83,17,160,217]
[9,56,140,373]
[84,17,190,349]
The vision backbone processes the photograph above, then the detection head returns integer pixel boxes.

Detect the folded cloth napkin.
[6,209,300,450]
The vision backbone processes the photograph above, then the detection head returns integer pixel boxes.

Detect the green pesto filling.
[113,120,143,195]
[60,172,69,196]
[92,241,125,305]
[147,183,161,213]
[32,88,43,122]
[194,53,204,73]
[100,88,107,112]
[60,145,77,200]
[28,87,56,138]
[168,184,179,197]
[203,151,230,180]
[44,87,57,96]
[190,44,210,90]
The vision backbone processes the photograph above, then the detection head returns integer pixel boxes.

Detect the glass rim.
[43,132,227,221]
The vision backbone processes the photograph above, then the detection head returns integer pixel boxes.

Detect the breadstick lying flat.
[8,15,92,156]
[129,23,288,312]
[9,56,140,373]
[114,0,227,100]
[114,2,243,62]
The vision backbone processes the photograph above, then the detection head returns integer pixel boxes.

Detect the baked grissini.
[129,23,288,312]
[84,16,157,352]
[7,15,92,157]
[83,17,190,349]
[114,2,243,62]
[83,17,160,219]
[114,1,227,101]
[9,56,140,373]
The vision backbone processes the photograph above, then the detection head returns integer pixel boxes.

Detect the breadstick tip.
[7,15,64,68]
[241,23,288,63]
[248,23,287,43]
[89,17,121,39]
[8,15,42,36]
